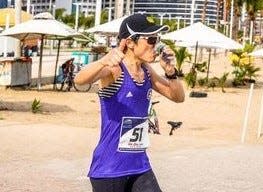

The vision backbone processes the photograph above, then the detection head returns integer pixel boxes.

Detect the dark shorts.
[90,169,162,192]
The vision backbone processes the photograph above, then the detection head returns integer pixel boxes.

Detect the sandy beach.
[1,51,263,191]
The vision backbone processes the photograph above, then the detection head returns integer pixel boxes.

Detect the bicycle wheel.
[73,82,92,92]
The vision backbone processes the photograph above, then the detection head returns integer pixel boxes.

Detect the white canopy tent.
[249,48,263,57]
[86,16,128,34]
[161,22,243,79]
[0,12,90,90]
[161,22,242,50]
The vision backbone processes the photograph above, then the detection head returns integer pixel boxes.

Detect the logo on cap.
[126,24,136,37]
[146,17,155,24]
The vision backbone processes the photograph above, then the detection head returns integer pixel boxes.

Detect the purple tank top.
[88,63,153,178]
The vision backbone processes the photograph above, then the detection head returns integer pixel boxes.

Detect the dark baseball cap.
[118,14,170,40]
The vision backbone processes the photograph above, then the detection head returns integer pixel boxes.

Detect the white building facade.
[133,0,220,25]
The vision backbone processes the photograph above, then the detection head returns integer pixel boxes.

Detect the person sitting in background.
[61,58,75,78]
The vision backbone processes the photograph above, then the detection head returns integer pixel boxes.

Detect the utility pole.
[4,14,10,57]
[177,16,182,30]
[190,0,195,25]
[15,0,21,58]
[74,3,81,30]
[31,4,35,16]
[27,0,30,13]
[49,4,56,55]
[49,0,52,12]
[95,0,102,26]
[115,0,124,19]
[229,0,234,39]
[132,0,135,14]
[106,7,114,22]
[158,13,166,25]
[126,0,131,15]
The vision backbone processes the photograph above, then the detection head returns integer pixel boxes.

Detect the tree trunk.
[215,0,221,30]
[201,0,209,23]
[232,12,239,40]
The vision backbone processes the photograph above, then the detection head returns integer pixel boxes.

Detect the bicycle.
[148,101,161,134]
[58,58,92,92]
[148,100,182,135]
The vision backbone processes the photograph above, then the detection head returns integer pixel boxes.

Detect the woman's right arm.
[74,60,111,85]
[74,39,126,85]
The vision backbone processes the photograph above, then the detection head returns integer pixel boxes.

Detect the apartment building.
[0,0,8,8]
[54,0,131,19]
[133,0,220,25]
[21,0,56,15]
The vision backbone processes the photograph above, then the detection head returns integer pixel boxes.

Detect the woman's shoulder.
[100,65,123,88]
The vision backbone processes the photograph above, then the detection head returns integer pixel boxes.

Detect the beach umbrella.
[161,22,243,79]
[249,48,263,57]
[86,16,128,34]
[0,12,90,90]
[161,22,242,50]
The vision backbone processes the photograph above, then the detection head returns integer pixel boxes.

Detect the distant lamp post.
[207,17,210,26]
[49,0,52,13]
[73,3,81,31]
[229,0,234,38]
[220,20,229,36]
[15,0,21,58]
[105,7,114,22]
[26,0,30,13]
[31,4,35,16]
[158,13,166,25]
[190,0,195,25]
[49,4,56,55]
[52,4,56,17]
[95,0,102,26]
[167,13,172,21]
[4,14,10,57]
[176,16,182,30]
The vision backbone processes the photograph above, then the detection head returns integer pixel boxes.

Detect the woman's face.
[133,35,159,63]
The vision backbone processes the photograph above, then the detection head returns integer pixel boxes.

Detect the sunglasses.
[139,36,160,45]
[129,35,160,45]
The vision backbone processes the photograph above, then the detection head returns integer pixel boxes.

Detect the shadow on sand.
[0,101,74,113]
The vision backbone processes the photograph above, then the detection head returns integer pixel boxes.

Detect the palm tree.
[224,0,243,39]
[216,0,224,30]
[161,40,191,77]
[233,0,245,40]
[201,0,209,23]
[243,0,263,42]
[174,47,192,77]
[260,10,263,37]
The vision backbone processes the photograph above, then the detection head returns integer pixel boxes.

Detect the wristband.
[165,68,178,79]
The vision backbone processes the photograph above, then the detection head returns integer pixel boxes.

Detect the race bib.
[118,117,150,152]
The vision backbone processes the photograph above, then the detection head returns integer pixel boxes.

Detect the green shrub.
[31,98,42,113]
[198,78,208,87]
[184,69,197,88]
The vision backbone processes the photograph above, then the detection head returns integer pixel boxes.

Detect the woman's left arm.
[146,64,185,103]
[146,46,185,103]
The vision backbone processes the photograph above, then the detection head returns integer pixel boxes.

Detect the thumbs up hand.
[99,39,126,67]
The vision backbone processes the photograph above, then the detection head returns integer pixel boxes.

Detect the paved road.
[1,122,263,192]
